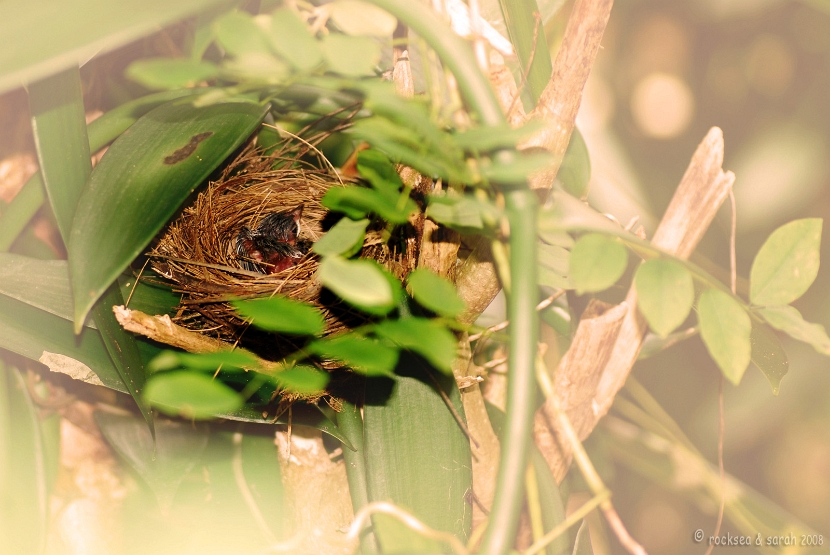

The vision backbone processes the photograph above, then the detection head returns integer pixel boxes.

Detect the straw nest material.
[148,137,412,361]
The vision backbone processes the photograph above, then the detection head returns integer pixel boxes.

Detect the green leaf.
[452,121,544,153]
[309,334,399,376]
[572,519,594,554]
[758,305,830,355]
[268,8,323,70]
[144,371,243,419]
[29,68,154,434]
[0,0,231,96]
[274,366,330,395]
[373,318,457,374]
[312,218,369,257]
[68,98,267,331]
[538,242,570,277]
[479,150,553,184]
[568,233,628,294]
[749,218,822,306]
[497,0,553,104]
[317,256,395,314]
[95,411,209,511]
[213,11,272,56]
[634,259,694,338]
[320,34,381,77]
[149,349,260,373]
[0,363,57,554]
[364,359,471,551]
[322,186,416,224]
[557,127,591,199]
[356,148,404,200]
[406,268,467,318]
[426,195,499,232]
[125,58,220,90]
[330,0,398,37]
[232,296,326,336]
[749,320,789,395]
[697,289,751,385]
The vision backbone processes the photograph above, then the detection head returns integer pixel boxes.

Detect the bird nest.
[148,137,411,361]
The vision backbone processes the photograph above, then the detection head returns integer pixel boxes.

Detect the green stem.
[480,189,539,554]
[336,400,378,554]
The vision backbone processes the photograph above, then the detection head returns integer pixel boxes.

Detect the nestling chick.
[235,206,306,274]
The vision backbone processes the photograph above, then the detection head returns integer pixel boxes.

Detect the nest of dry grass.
[147,133,413,362]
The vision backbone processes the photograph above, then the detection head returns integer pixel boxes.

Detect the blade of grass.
[28,67,155,434]
[498,0,553,104]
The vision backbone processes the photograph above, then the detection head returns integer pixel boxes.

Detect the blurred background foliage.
[1,0,830,553]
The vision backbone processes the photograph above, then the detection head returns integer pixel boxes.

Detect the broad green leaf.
[330,0,398,37]
[29,68,154,433]
[320,34,381,77]
[232,296,326,336]
[149,349,260,373]
[28,69,91,241]
[364,358,471,551]
[373,318,457,374]
[406,268,467,318]
[758,305,830,355]
[634,259,694,338]
[569,233,628,294]
[274,366,329,394]
[312,218,369,257]
[697,289,751,385]
[0,363,57,554]
[144,371,244,419]
[213,11,272,56]
[268,8,323,70]
[68,98,267,331]
[749,320,789,395]
[309,334,399,376]
[557,127,591,199]
[317,256,395,314]
[0,0,230,95]
[95,411,209,511]
[749,218,822,306]
[126,58,220,90]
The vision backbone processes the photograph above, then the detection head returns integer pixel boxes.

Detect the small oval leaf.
[320,34,380,77]
[232,296,325,336]
[148,349,259,373]
[268,8,323,70]
[308,334,399,376]
[312,218,369,257]
[330,0,398,37]
[749,218,822,306]
[373,318,457,374]
[749,319,789,395]
[317,256,394,314]
[68,98,267,331]
[406,268,466,318]
[569,233,628,294]
[698,289,751,385]
[757,305,830,355]
[274,365,329,395]
[634,259,694,338]
[144,371,243,419]
[125,58,220,90]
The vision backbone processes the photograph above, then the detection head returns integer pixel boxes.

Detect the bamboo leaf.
[634,259,694,338]
[749,218,822,306]
[569,233,628,294]
[698,289,751,385]
[68,98,267,331]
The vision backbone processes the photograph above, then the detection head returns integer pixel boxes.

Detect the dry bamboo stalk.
[534,127,736,482]
[112,305,281,373]
[521,0,615,189]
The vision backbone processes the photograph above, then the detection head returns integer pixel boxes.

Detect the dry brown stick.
[112,305,281,373]
[534,127,736,483]
[521,0,614,189]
